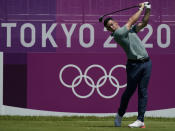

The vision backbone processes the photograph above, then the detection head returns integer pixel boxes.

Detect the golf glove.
[144,2,151,9]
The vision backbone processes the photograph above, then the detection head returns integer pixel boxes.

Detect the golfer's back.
[113,25,148,60]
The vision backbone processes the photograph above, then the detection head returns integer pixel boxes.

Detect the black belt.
[128,57,150,63]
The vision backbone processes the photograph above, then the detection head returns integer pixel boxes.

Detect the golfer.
[103,2,151,128]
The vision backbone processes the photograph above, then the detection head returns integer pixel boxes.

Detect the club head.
[99,17,103,23]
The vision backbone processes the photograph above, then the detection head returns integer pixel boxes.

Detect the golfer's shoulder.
[113,25,128,36]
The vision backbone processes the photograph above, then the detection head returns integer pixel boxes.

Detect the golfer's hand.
[139,3,145,11]
[144,2,151,9]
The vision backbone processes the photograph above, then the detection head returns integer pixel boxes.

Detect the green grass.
[0,116,175,131]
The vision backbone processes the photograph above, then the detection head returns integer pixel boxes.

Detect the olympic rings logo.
[59,64,127,99]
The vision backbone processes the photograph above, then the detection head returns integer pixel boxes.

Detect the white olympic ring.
[59,64,126,99]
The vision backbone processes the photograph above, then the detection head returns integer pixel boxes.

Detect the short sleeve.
[131,25,137,33]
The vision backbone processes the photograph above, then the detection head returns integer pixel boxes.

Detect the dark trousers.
[118,59,152,122]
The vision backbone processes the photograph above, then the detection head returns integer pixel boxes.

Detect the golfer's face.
[106,20,119,32]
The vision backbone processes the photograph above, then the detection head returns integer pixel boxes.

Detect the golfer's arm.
[125,9,143,30]
[135,9,151,32]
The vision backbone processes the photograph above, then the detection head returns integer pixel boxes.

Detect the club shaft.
[102,5,140,18]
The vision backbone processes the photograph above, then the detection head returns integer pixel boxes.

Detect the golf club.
[99,4,149,23]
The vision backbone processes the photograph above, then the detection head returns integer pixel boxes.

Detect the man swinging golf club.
[103,2,152,128]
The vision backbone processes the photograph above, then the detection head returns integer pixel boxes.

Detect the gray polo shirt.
[112,25,148,60]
